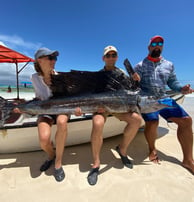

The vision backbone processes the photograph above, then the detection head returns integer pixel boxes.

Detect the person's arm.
[167,64,194,94]
[167,64,182,92]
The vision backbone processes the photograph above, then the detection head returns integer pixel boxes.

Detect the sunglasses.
[47,55,57,61]
[40,55,57,61]
[105,53,117,58]
[150,42,163,47]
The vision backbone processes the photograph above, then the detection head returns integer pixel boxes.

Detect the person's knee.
[93,115,105,128]
[126,113,142,126]
[185,116,192,125]
[57,116,68,129]
[177,116,192,127]
[133,113,142,124]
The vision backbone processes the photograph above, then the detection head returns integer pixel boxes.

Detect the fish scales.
[18,90,139,115]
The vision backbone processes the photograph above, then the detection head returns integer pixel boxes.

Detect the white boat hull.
[0,115,127,154]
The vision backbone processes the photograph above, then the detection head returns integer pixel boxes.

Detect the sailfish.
[0,59,175,127]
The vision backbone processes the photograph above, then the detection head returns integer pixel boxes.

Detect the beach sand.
[0,97,194,202]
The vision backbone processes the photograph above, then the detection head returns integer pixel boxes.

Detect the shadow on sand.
[0,126,182,178]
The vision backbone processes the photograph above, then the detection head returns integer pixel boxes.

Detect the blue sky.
[0,0,194,86]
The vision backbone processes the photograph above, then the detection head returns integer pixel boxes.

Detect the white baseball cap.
[35,47,59,59]
[103,45,118,56]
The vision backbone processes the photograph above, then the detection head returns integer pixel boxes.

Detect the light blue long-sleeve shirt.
[134,57,182,96]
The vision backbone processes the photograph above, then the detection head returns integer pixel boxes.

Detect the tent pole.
[18,61,30,74]
[16,62,19,99]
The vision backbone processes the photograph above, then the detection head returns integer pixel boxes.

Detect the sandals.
[87,167,99,185]
[40,156,65,181]
[116,146,133,169]
[40,157,55,172]
[54,167,65,182]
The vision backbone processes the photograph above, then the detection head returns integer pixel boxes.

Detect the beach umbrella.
[0,45,34,99]
[20,81,32,88]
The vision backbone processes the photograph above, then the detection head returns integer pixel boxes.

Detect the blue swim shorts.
[142,98,189,121]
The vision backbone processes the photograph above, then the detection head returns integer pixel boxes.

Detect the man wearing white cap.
[87,45,142,185]
[134,35,194,174]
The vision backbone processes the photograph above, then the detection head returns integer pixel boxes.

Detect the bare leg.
[144,120,160,163]
[170,116,194,174]
[38,117,55,160]
[55,114,69,169]
[90,114,105,168]
[117,112,142,156]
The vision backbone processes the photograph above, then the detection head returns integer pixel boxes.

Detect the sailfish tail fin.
[0,96,14,127]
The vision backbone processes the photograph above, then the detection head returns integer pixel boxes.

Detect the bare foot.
[182,161,194,175]
[149,149,160,164]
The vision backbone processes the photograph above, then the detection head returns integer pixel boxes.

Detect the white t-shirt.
[31,72,57,101]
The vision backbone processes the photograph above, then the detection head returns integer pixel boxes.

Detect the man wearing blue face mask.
[134,35,194,174]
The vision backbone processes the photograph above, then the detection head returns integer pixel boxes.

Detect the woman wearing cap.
[32,47,81,182]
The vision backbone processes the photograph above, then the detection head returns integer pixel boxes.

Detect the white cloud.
[0,34,39,86]
[0,63,35,86]
[0,34,41,50]
[0,41,6,46]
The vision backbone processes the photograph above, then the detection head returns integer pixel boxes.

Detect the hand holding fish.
[13,108,22,114]
[181,84,194,94]
[132,73,141,81]
[74,107,82,116]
